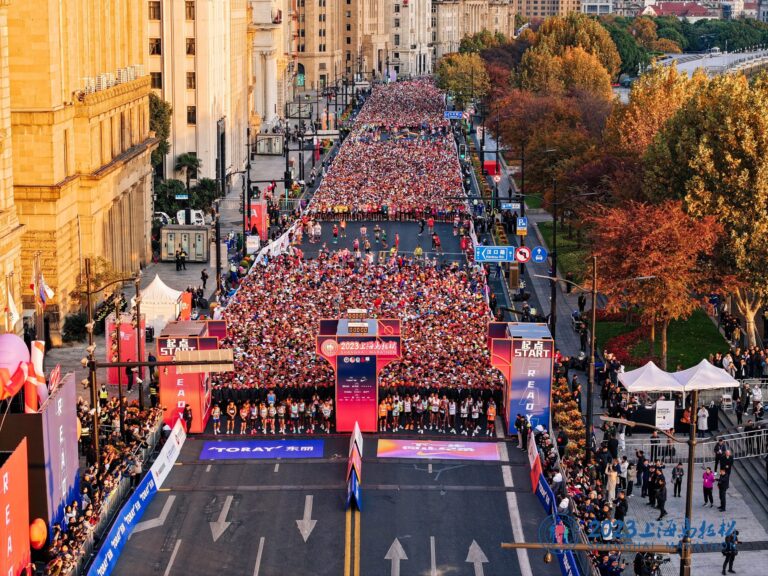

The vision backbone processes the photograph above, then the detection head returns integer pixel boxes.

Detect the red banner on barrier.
[249,200,269,241]
[106,314,146,384]
[0,438,31,576]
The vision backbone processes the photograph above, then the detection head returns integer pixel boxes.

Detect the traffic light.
[284,169,293,191]
[459,144,467,160]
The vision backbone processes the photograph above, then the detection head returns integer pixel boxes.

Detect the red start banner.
[0,438,30,576]
[317,319,401,433]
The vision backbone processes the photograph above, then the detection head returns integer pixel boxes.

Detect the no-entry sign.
[515,247,531,263]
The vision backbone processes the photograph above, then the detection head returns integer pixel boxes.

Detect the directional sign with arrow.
[531,245,548,264]
[474,245,514,263]
[209,495,233,542]
[466,540,489,576]
[296,495,317,542]
[385,538,408,576]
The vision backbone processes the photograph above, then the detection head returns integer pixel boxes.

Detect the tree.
[586,201,721,368]
[175,152,202,192]
[154,179,186,215]
[149,93,172,168]
[434,53,490,108]
[605,26,650,77]
[559,46,614,101]
[459,29,506,54]
[191,178,218,211]
[644,74,768,345]
[605,64,701,158]
[629,17,658,50]
[68,257,129,307]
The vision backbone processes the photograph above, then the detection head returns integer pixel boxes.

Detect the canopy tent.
[136,274,182,334]
[618,361,680,393]
[619,359,738,393]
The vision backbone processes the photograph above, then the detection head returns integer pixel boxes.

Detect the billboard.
[316,319,401,432]
[0,439,30,576]
[376,440,500,461]
[41,374,81,527]
[199,440,324,460]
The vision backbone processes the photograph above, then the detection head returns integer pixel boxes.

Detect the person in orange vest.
[486,400,497,436]
[379,399,389,432]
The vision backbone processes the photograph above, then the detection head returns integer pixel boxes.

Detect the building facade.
[581,0,614,14]
[432,0,516,60]
[7,0,157,341]
[0,0,22,335]
[388,0,433,76]
[516,0,580,17]
[148,0,249,190]
[296,0,344,89]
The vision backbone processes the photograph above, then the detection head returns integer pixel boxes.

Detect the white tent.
[138,274,182,334]
[618,361,680,393]
[619,359,738,393]
[672,359,739,391]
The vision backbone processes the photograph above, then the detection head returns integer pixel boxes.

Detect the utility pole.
[550,175,558,343]
[586,255,597,465]
[214,201,222,298]
[133,275,144,411]
[114,299,125,439]
[84,258,101,467]
[33,251,44,342]
[245,127,252,239]
[4,272,14,333]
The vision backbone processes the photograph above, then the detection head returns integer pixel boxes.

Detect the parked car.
[176,209,206,226]
[153,211,171,226]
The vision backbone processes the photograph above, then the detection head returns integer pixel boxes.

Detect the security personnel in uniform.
[149,379,159,408]
[99,384,109,408]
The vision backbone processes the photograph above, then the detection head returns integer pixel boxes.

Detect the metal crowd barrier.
[696,377,768,407]
[619,427,768,464]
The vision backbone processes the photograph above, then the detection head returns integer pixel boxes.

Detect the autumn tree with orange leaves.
[586,201,721,369]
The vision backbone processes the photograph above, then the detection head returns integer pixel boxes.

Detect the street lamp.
[534,264,655,465]
[599,414,698,576]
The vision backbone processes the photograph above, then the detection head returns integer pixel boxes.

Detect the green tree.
[154,179,186,215]
[644,74,768,345]
[605,26,650,76]
[174,152,202,192]
[435,53,490,107]
[149,93,172,168]
[191,178,218,211]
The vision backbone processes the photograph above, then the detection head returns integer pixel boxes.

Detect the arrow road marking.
[296,495,317,542]
[430,536,437,576]
[209,495,233,542]
[133,495,176,535]
[163,539,182,576]
[466,540,489,576]
[385,538,408,576]
[253,536,265,576]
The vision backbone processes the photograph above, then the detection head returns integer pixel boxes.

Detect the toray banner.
[490,326,554,435]
[41,375,80,527]
[0,439,30,576]
[105,313,146,384]
[317,318,401,433]
[535,472,556,515]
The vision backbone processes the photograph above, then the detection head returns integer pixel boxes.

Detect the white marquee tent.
[137,274,182,334]
[619,359,738,393]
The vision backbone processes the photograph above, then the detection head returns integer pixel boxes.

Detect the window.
[319,0,326,6]
[346,52,351,61]
[150,72,162,89]
[319,13,325,22]
[149,38,162,55]
[300,29,305,37]
[319,43,326,52]
[299,44,305,52]
[346,10,351,17]
[319,28,325,37]
[394,34,400,46]
[394,18,400,27]
[394,4,400,12]
[187,106,196,125]
[346,37,351,44]
[185,1,195,20]
[148,1,161,20]
[186,38,196,55]
[346,23,351,31]
[394,52,400,59]
[186,72,196,89]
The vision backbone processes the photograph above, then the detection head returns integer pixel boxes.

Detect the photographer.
[722,531,739,575]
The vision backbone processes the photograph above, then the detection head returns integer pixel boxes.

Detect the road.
[114,434,560,576]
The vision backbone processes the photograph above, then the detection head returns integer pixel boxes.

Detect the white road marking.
[385,538,408,576]
[253,536,265,576]
[274,463,279,473]
[506,492,533,576]
[495,416,505,438]
[466,540,489,576]
[296,495,317,542]
[163,539,182,576]
[209,495,233,542]
[498,442,509,463]
[133,495,176,535]
[430,536,437,576]
[428,463,433,474]
[502,465,514,488]
[205,464,211,472]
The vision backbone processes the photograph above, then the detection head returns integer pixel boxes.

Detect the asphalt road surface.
[114,433,561,576]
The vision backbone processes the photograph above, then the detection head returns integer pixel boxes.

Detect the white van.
[176,209,206,226]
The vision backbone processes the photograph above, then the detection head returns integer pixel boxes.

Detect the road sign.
[175,194,189,201]
[516,216,528,236]
[493,175,501,183]
[444,110,463,120]
[501,202,521,211]
[531,246,548,264]
[515,246,531,263]
[474,246,514,263]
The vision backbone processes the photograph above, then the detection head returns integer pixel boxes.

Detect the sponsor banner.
[527,429,538,468]
[178,292,193,321]
[508,339,553,433]
[105,316,146,384]
[557,549,582,576]
[376,439,500,461]
[0,438,30,576]
[530,454,542,493]
[199,440,325,460]
[87,473,158,576]
[149,420,187,488]
[535,472,556,515]
[336,354,378,433]
[249,200,269,241]
[41,375,80,527]
[655,400,675,431]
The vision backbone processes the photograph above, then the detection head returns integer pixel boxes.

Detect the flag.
[6,288,19,327]
[38,273,54,305]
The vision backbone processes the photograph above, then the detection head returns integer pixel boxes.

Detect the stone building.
[148,0,250,190]
[0,0,22,335]
[432,0,516,60]
[7,0,158,342]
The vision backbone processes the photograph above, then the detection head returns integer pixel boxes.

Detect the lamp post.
[245,127,252,239]
[534,265,654,465]
[600,411,699,576]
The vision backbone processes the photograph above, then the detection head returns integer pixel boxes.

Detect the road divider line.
[506,492,532,576]
[163,539,182,576]
[274,463,279,473]
[205,464,211,472]
[354,509,361,576]
[495,417,505,439]
[430,536,437,576]
[502,465,514,488]
[344,507,352,576]
[498,442,509,463]
[253,536,265,576]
